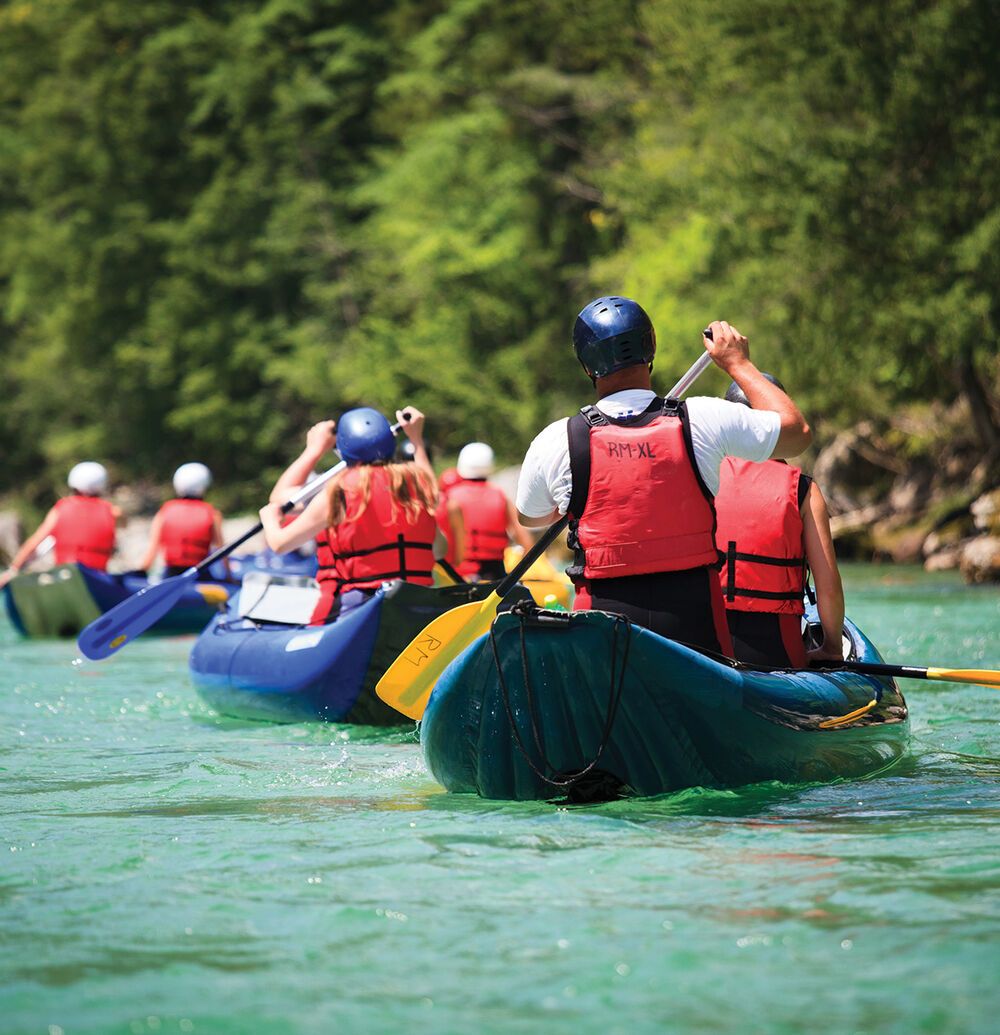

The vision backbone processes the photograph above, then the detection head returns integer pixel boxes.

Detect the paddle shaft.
[668,350,714,399]
[494,516,570,598]
[436,558,468,585]
[191,420,404,576]
[811,658,1000,688]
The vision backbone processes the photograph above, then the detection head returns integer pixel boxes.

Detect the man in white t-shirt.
[515,295,812,655]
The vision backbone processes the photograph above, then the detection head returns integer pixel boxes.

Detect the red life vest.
[438,468,464,494]
[52,495,116,570]
[567,398,720,580]
[444,480,509,575]
[159,498,217,567]
[714,457,806,615]
[315,466,437,599]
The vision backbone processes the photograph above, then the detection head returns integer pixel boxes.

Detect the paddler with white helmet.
[140,463,225,577]
[437,441,533,581]
[1,462,122,587]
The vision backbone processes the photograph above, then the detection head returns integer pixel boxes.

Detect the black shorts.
[579,568,733,657]
[725,610,806,668]
[469,559,507,582]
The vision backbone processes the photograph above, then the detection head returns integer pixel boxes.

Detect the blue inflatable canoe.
[420,603,910,801]
[3,563,231,639]
[189,578,532,724]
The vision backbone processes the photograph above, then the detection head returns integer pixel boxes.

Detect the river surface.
[2,565,999,1035]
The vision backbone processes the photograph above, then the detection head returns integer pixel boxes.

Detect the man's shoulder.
[684,395,732,421]
[527,416,571,449]
[686,395,771,433]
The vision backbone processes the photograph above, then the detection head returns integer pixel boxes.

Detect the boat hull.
[2,564,230,639]
[189,580,532,724]
[421,607,910,800]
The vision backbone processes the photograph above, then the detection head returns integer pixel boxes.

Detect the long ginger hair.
[327,461,438,526]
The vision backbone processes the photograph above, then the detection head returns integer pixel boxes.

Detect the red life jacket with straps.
[567,397,720,581]
[444,479,509,574]
[714,457,806,615]
[315,466,437,598]
[159,498,217,568]
[52,495,116,570]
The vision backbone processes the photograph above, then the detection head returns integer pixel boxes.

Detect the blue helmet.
[724,372,785,408]
[572,296,656,380]
[337,407,395,464]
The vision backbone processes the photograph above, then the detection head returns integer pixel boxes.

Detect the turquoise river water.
[2,565,999,1035]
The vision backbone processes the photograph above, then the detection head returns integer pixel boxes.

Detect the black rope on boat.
[489,604,631,795]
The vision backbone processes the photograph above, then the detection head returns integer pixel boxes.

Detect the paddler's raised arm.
[702,320,812,458]
[395,408,433,482]
[269,420,337,505]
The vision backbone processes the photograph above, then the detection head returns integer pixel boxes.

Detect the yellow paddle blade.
[195,584,231,606]
[925,667,1000,688]
[433,562,460,587]
[376,591,501,720]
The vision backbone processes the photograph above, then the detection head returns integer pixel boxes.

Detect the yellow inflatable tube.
[503,546,573,608]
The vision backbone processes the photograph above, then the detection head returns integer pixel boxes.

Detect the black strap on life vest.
[467,528,508,547]
[723,540,806,602]
[318,533,435,593]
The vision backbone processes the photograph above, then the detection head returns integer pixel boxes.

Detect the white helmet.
[173,462,212,498]
[67,461,109,495]
[456,442,495,480]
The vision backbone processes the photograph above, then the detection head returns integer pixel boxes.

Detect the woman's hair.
[327,461,438,526]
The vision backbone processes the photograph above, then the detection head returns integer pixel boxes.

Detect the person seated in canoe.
[515,297,812,656]
[1,462,123,588]
[436,442,534,582]
[139,463,225,579]
[395,442,466,578]
[260,406,443,625]
[714,375,844,667]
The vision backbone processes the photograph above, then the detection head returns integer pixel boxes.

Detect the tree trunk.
[957,354,1000,453]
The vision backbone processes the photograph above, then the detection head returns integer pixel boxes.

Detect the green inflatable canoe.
[420,603,909,801]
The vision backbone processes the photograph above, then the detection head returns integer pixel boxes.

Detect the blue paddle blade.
[76,569,198,660]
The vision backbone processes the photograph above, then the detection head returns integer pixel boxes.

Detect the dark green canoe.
[3,564,229,639]
[420,605,909,801]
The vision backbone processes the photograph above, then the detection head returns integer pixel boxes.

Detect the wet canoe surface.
[422,606,909,800]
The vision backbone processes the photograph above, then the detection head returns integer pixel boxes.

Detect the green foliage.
[599,0,1000,426]
[0,0,996,513]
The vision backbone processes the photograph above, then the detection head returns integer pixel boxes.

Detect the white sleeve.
[686,396,781,495]
[515,418,572,518]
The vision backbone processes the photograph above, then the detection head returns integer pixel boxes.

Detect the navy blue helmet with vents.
[572,296,656,380]
[337,407,395,464]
